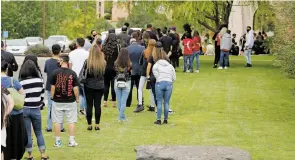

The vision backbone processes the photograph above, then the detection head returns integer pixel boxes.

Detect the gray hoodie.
[152,60,176,83]
[220,33,232,51]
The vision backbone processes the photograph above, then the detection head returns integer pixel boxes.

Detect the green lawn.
[31,55,295,160]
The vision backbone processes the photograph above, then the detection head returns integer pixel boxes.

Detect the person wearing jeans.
[115,80,131,121]
[182,33,193,73]
[192,31,202,73]
[244,26,254,67]
[218,28,232,70]
[152,51,176,125]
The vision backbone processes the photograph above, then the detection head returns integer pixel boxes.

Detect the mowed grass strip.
[29,55,294,160]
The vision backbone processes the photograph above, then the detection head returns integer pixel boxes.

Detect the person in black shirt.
[168,27,180,68]
[159,28,173,56]
[44,44,65,132]
[51,54,79,147]
[146,24,158,41]
[1,41,18,77]
[101,33,118,107]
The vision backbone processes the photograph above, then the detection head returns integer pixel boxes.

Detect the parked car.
[25,37,43,46]
[47,35,70,52]
[5,39,29,55]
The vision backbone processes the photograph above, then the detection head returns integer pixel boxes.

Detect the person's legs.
[163,82,173,121]
[219,51,225,67]
[196,51,200,70]
[155,82,164,120]
[111,72,116,102]
[31,108,46,157]
[119,81,131,120]
[52,102,64,146]
[151,82,157,107]
[85,87,94,125]
[189,55,194,72]
[214,46,220,66]
[65,102,78,146]
[244,49,251,65]
[137,76,146,105]
[134,75,140,102]
[224,51,229,67]
[93,89,104,125]
[46,91,52,130]
[79,87,86,113]
[126,75,135,107]
[103,74,111,102]
[115,86,123,120]
[24,109,33,157]
[150,89,155,107]
[248,49,252,64]
[183,56,188,72]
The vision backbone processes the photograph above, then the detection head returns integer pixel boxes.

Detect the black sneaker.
[133,105,144,113]
[154,120,161,125]
[87,126,92,131]
[61,128,66,132]
[147,106,155,112]
[45,128,52,132]
[163,120,168,124]
[245,63,252,67]
[213,64,217,68]
[80,110,85,115]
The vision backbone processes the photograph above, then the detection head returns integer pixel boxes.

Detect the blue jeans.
[183,55,193,72]
[23,108,45,152]
[220,51,229,67]
[155,81,173,120]
[244,49,252,64]
[192,51,201,70]
[79,87,87,111]
[46,91,64,130]
[115,80,131,120]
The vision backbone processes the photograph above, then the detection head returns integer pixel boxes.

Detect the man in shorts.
[51,54,79,147]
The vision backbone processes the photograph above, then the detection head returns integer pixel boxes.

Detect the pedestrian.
[126,38,145,107]
[181,23,192,40]
[134,39,156,113]
[192,31,202,73]
[51,54,79,147]
[69,38,89,115]
[90,30,97,44]
[84,36,93,51]
[20,54,42,77]
[156,28,163,40]
[117,25,131,47]
[81,38,106,131]
[101,33,118,107]
[1,41,18,77]
[213,26,223,68]
[1,87,14,160]
[168,27,180,68]
[152,45,176,125]
[146,24,158,41]
[69,42,77,52]
[114,48,132,122]
[19,60,49,160]
[218,29,232,69]
[142,31,150,48]
[182,33,194,73]
[1,60,26,160]
[44,44,65,132]
[244,26,254,67]
[159,27,173,56]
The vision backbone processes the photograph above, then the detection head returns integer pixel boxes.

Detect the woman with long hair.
[1,87,14,160]
[114,48,132,121]
[192,31,202,73]
[152,46,176,125]
[101,33,119,107]
[1,60,26,160]
[19,60,48,160]
[20,54,42,77]
[83,38,106,131]
[134,39,156,112]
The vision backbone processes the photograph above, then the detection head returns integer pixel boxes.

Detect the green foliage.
[254,1,275,31]
[104,13,111,20]
[94,18,113,33]
[272,2,295,78]
[24,44,51,57]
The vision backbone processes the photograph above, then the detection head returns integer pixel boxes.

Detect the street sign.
[3,31,8,38]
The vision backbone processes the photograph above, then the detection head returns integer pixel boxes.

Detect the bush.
[271,2,295,78]
[24,44,51,57]
[104,13,111,20]
[95,18,113,33]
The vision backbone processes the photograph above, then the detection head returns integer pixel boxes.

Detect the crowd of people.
[1,22,255,159]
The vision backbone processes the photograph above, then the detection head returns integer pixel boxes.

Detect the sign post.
[3,31,8,50]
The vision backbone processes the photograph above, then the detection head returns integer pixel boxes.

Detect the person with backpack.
[114,48,132,122]
[19,60,49,160]
[182,33,194,73]
[81,38,106,131]
[1,60,26,160]
[152,45,176,125]
[102,33,119,107]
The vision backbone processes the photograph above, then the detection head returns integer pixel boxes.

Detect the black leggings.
[127,75,140,107]
[104,70,116,101]
[85,87,104,125]
[214,45,221,65]
[151,82,157,107]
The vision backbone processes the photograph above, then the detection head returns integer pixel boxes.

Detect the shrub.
[104,13,111,20]
[271,2,295,78]
[24,44,51,57]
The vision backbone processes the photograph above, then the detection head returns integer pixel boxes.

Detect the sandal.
[41,156,49,160]
[112,101,116,108]
[25,157,34,160]
[103,101,107,107]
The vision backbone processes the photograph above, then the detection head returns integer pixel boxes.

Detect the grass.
[29,55,295,160]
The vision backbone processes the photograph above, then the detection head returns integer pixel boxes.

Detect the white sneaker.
[217,67,223,70]
[54,140,62,148]
[186,70,190,73]
[68,140,78,147]
[195,70,199,73]
[224,67,228,69]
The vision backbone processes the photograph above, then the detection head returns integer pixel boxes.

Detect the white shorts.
[52,102,78,124]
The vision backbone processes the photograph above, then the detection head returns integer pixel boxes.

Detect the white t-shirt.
[1,127,6,147]
[69,48,89,76]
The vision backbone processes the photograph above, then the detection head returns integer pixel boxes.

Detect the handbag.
[7,78,24,110]
[78,60,88,86]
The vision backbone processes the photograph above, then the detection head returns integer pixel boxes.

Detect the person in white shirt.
[244,26,254,67]
[69,38,89,115]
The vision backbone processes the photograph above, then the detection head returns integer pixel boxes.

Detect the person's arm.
[41,81,45,102]
[171,66,176,82]
[69,54,73,69]
[146,63,152,77]
[139,51,144,65]
[51,85,55,99]
[50,71,57,99]
[73,86,79,103]
[152,63,159,79]
[11,55,18,71]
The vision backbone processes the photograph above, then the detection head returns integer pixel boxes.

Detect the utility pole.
[84,0,87,38]
[42,0,46,45]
